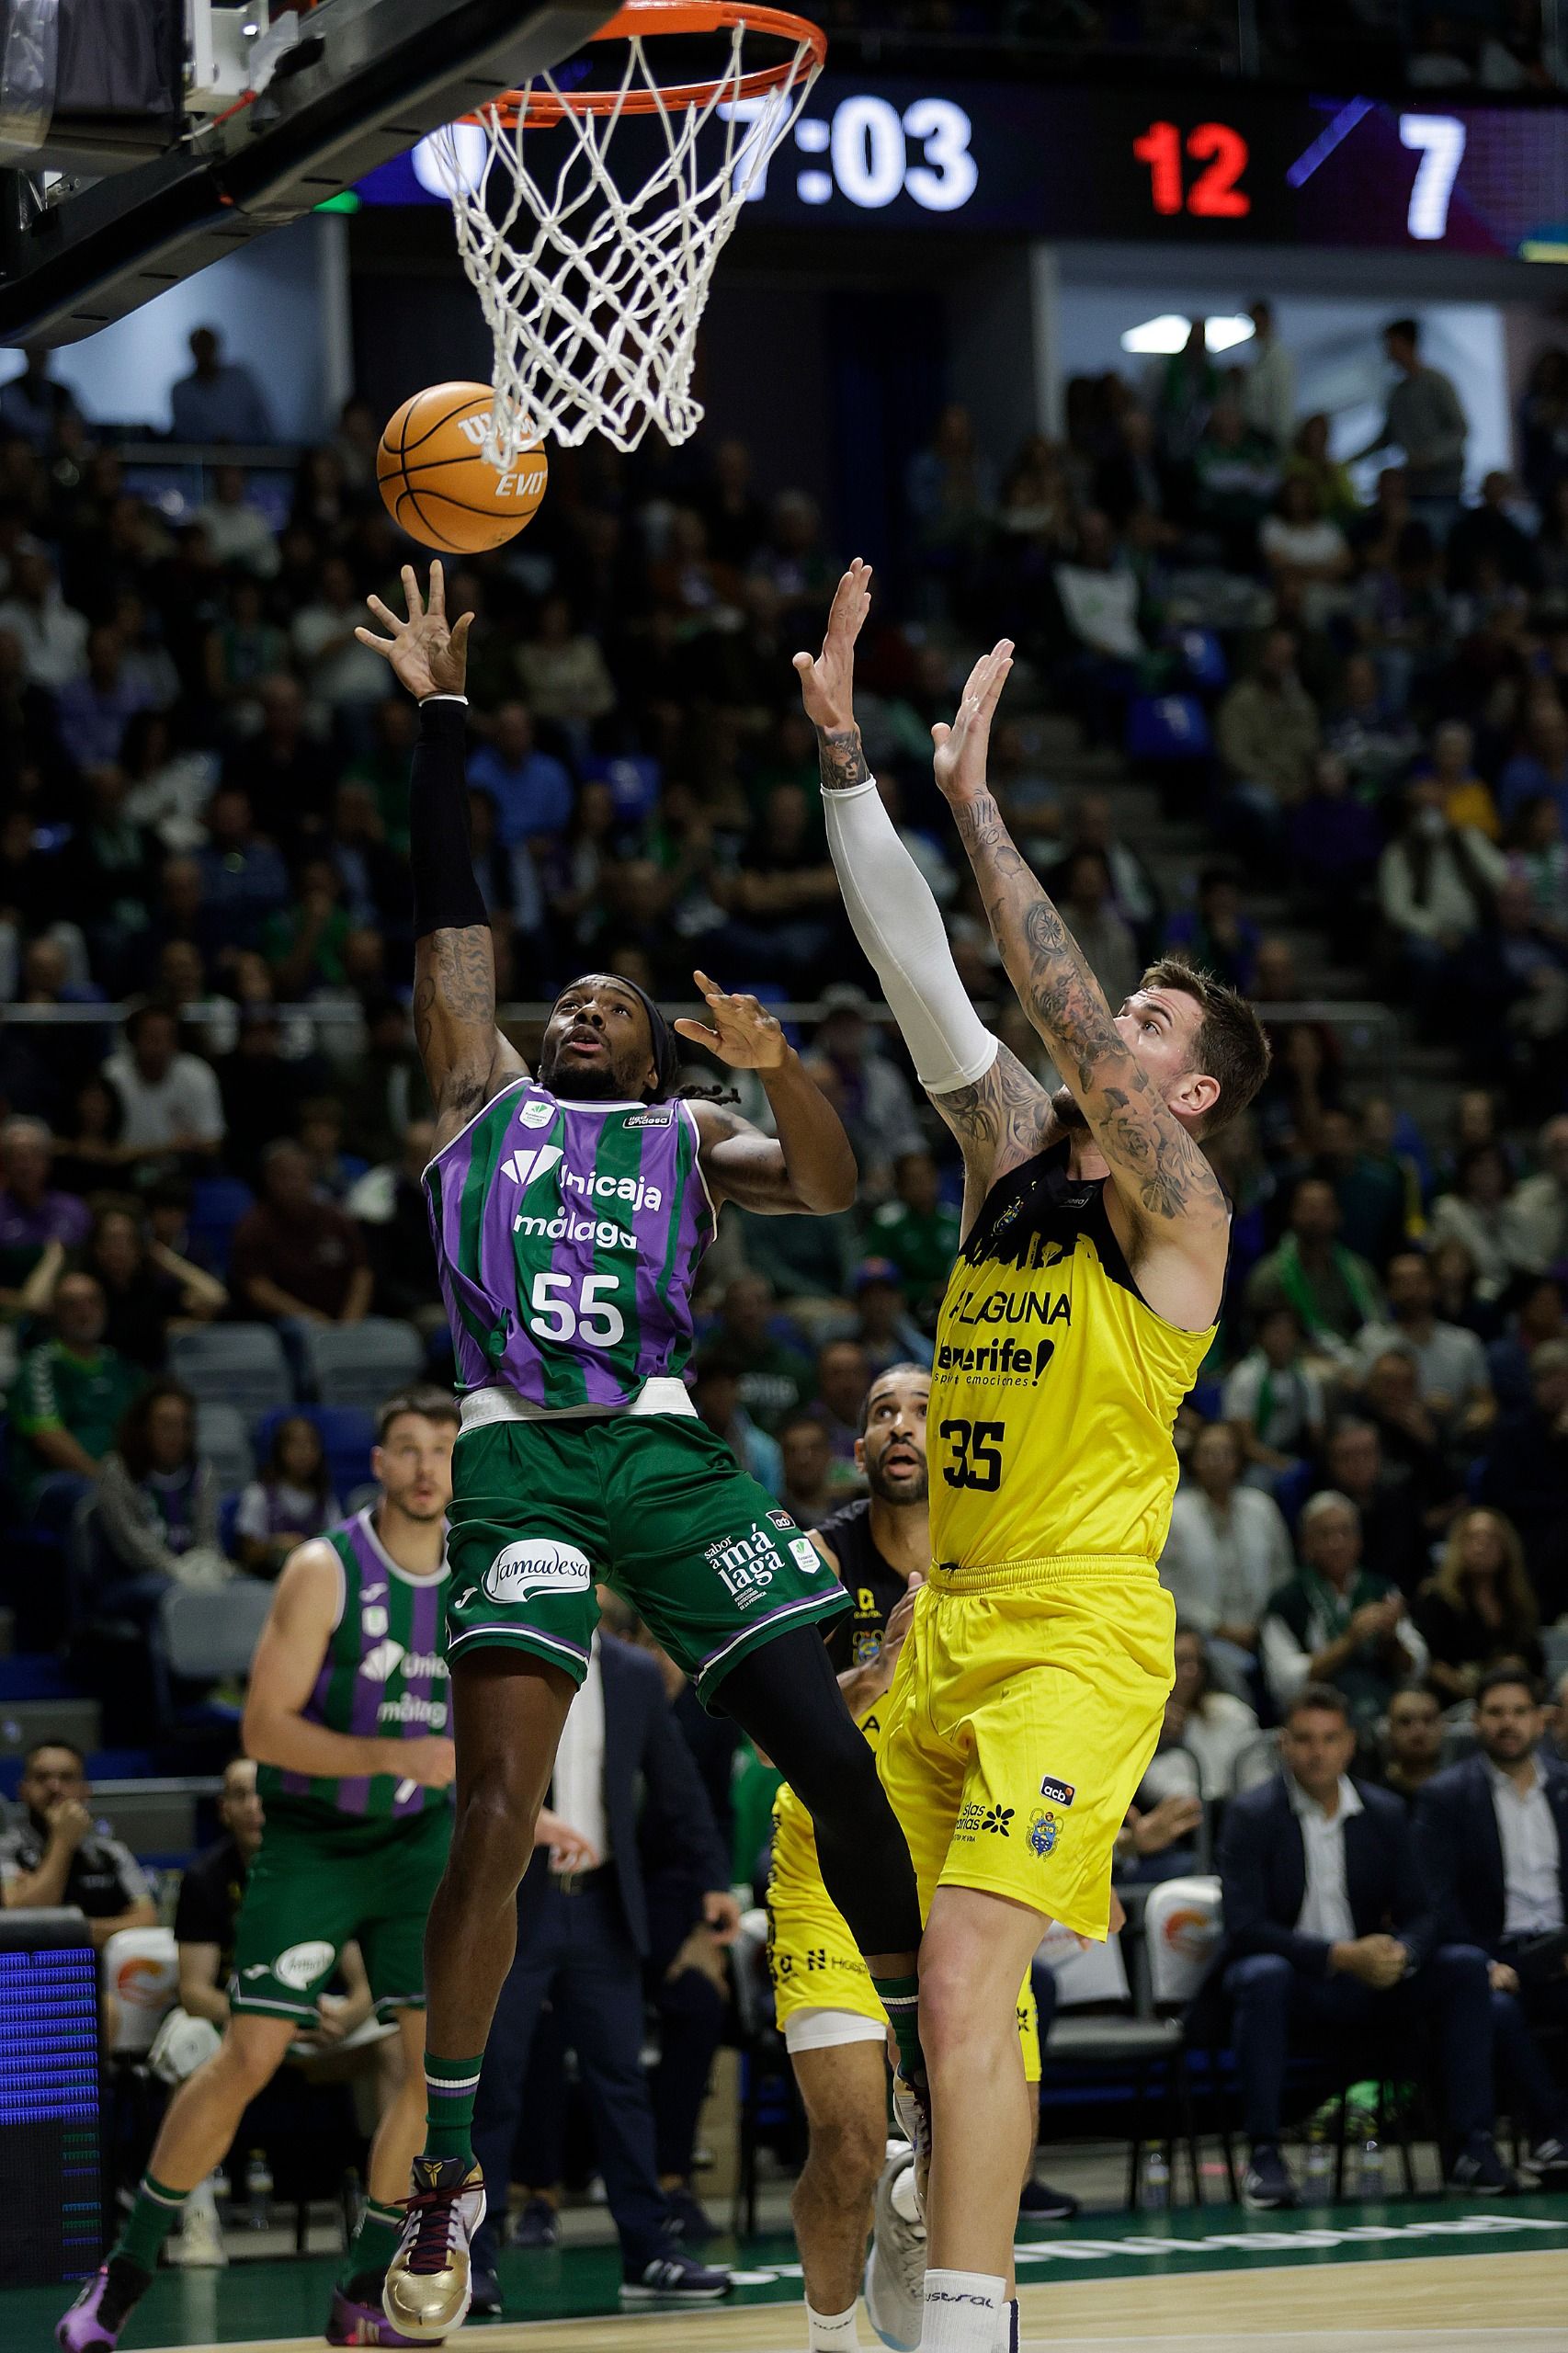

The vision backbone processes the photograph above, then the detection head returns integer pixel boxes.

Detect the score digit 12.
[1132,120,1251,219]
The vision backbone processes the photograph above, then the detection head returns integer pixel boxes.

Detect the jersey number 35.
[939,1417,1005,1492]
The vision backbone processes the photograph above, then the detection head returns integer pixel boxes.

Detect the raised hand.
[355,561,472,701]
[673,970,788,1071]
[793,557,873,735]
[931,639,1014,808]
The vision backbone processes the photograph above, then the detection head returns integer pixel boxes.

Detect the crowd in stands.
[0,311,1562,1733]
[0,297,1563,2234]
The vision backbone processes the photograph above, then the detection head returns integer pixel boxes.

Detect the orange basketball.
[377,381,549,554]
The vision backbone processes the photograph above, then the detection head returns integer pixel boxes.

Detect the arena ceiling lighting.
[1119,313,1256,355]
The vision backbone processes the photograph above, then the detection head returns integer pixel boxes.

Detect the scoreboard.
[358,82,1568,262]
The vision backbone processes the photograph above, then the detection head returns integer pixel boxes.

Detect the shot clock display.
[357,80,1568,262]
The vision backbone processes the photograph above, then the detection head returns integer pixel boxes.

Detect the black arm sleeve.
[410,698,489,941]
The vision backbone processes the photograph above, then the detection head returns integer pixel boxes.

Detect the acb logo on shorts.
[484,1539,592,1604]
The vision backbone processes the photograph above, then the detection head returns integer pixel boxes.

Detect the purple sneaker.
[56,2261,148,2352]
[326,2281,436,2347]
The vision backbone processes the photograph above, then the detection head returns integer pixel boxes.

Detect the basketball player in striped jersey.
[344,566,926,2338]
[59,1389,478,2351]
[798,563,1270,2353]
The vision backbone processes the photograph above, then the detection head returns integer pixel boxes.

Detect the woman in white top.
[1170,1624,1259,1799]
[1159,1420,1294,1697]
[1428,1141,1516,1302]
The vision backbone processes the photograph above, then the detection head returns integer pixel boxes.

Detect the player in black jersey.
[768,1363,1074,2353]
[767,1364,932,2353]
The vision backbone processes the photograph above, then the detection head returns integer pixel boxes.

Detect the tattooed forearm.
[413,925,498,1104]
[947,790,1225,1228]
[814,723,871,794]
[936,1043,1055,1167]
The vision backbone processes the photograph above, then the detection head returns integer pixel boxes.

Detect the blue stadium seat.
[170,1324,292,1417]
[196,1403,255,1493]
[299,1319,424,1413]
[251,1404,377,1506]
[187,1176,256,1276]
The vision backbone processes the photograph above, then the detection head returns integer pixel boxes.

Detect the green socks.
[113,2175,187,2274]
[339,2198,404,2289]
[423,2052,485,2164]
[873,1972,926,2085]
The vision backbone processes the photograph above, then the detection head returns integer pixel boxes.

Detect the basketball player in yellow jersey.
[796,563,1271,2353]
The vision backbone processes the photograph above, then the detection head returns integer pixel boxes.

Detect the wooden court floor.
[12,2199,1566,2350]
[111,2252,1568,2353]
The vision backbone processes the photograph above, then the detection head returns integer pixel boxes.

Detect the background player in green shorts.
[345,566,928,2339]
[61,1390,470,2351]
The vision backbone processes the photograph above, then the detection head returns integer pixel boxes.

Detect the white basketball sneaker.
[865,2146,926,2353]
[170,2177,227,2268]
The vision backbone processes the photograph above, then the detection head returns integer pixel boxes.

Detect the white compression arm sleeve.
[822,778,998,1097]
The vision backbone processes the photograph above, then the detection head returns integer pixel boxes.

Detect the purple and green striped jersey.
[257,1510,449,1821]
[425,1080,715,1409]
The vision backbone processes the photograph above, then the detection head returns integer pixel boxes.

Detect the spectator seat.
[160,1581,274,1683]
[188,1177,256,1276]
[1037,1920,1197,2207]
[196,1403,255,1492]
[301,1318,422,1411]
[1230,1729,1282,1794]
[170,1324,292,1418]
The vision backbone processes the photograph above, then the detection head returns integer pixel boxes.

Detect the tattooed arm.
[412,927,527,1148]
[357,563,528,1147]
[797,563,1052,1232]
[936,643,1228,1326]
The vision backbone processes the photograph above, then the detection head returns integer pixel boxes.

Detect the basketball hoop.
[429,1,825,460]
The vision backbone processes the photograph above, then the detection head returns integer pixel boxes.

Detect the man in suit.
[1414,1665,1568,2183]
[468,1626,741,2313]
[1217,1682,1509,2209]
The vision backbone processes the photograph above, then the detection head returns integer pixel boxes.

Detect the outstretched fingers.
[401,563,426,624]
[426,559,446,620]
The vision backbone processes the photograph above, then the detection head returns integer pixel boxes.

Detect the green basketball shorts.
[229,1796,451,2023]
[445,1412,850,1706]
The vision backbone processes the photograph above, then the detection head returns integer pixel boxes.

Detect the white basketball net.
[431,25,820,460]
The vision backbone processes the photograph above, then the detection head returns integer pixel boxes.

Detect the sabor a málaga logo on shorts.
[484,1539,593,1605]
[706,1523,785,1608]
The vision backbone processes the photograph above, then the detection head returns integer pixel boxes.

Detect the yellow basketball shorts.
[876,1556,1175,1942]
[767,1775,1040,2078]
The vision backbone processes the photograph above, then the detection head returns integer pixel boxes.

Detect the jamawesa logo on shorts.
[625,1107,674,1128]
[502,1143,562,1190]
[273,1939,335,1992]
[484,1539,592,1604]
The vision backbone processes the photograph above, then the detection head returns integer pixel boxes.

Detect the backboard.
[0,0,616,345]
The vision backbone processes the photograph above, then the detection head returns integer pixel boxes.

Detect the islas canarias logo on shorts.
[483,1539,593,1605]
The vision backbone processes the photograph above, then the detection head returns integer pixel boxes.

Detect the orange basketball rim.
[466,1,826,129]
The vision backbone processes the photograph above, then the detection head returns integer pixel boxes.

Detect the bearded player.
[768,1362,1052,2353]
[797,563,1269,2353]
[342,566,926,2338]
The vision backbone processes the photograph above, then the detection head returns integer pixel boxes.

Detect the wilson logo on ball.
[378,381,550,554]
